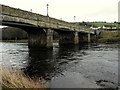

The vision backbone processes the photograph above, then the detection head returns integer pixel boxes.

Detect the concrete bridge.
[1,5,97,50]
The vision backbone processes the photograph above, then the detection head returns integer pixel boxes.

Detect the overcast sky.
[0,0,120,22]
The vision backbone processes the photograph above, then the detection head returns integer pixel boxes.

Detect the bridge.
[1,5,98,50]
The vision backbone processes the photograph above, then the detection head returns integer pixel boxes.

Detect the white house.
[102,25,117,30]
[90,26,101,30]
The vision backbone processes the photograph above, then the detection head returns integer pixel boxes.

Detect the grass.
[98,30,120,43]
[0,40,28,43]
[98,37,120,43]
[0,40,59,43]
[88,22,120,28]
[0,65,47,89]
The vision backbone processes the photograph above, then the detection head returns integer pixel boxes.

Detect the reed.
[0,66,46,89]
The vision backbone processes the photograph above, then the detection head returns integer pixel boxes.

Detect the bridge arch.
[1,5,98,50]
[2,21,53,50]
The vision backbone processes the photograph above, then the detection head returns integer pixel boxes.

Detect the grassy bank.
[98,30,120,43]
[0,40,59,43]
[0,40,28,43]
[88,22,120,28]
[1,66,47,89]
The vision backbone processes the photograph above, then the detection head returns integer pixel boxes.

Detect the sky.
[0,0,120,22]
[119,1,120,22]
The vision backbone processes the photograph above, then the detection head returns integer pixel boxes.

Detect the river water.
[1,42,119,89]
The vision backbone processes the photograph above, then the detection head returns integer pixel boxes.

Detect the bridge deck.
[1,5,95,34]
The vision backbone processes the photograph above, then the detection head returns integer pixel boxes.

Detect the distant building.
[90,26,101,30]
[102,25,117,30]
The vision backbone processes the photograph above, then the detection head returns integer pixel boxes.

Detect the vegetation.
[89,22,120,28]
[78,22,120,28]
[1,27,28,40]
[1,66,47,89]
[78,22,120,43]
[0,40,28,43]
[98,30,120,43]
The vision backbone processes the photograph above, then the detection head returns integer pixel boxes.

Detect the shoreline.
[0,39,119,44]
[0,40,28,43]
[0,40,59,43]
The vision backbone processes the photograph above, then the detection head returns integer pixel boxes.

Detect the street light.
[74,16,76,22]
[74,16,76,31]
[47,4,49,16]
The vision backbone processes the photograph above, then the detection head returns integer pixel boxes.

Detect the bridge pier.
[79,33,86,43]
[58,31,79,45]
[28,29,53,50]
[79,33,91,43]
[90,34,97,43]
[88,33,91,43]
[74,32,79,44]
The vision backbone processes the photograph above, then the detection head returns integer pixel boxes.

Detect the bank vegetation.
[1,66,47,89]
[98,30,120,43]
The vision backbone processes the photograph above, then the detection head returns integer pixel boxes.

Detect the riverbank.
[0,40,59,43]
[1,66,46,89]
[0,40,28,43]
[97,30,120,43]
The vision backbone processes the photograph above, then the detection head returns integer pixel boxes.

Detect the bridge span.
[1,5,98,50]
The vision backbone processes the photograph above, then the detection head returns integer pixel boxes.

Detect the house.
[102,25,117,30]
[90,26,101,30]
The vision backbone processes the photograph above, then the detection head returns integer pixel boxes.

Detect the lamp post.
[47,4,49,16]
[74,16,76,22]
[74,16,76,31]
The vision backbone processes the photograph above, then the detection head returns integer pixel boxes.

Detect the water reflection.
[2,42,118,88]
[24,44,81,80]
[25,49,55,80]
[55,45,79,59]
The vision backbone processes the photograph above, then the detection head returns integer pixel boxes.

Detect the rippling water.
[1,42,119,88]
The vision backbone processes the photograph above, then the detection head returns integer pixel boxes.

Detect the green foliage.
[1,40,28,43]
[98,31,120,43]
[88,22,120,28]
[1,27,28,40]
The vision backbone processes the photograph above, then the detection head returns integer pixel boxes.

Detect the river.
[1,42,119,89]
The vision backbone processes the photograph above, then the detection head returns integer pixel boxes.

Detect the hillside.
[89,22,120,28]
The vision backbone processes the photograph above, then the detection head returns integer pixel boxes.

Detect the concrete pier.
[28,29,53,50]
[88,33,91,43]
[58,32,79,45]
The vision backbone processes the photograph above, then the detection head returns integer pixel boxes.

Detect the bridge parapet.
[1,5,95,34]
